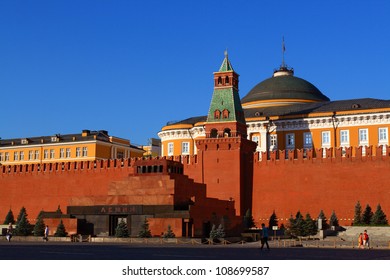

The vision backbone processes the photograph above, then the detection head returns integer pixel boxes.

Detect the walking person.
[363,230,369,249]
[6,223,13,242]
[358,233,364,249]
[260,223,270,251]
[44,225,49,242]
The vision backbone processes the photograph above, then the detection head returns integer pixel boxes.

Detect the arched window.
[210,129,218,138]
[225,76,230,84]
[222,109,229,119]
[217,77,222,84]
[223,128,231,137]
[214,110,221,119]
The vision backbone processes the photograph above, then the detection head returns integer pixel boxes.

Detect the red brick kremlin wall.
[0,159,136,224]
[181,145,390,227]
[1,145,390,233]
[251,146,390,227]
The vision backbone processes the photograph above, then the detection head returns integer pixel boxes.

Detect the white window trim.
[303,132,313,149]
[181,142,190,155]
[167,142,174,156]
[286,133,295,149]
[340,130,350,147]
[358,128,369,146]
[321,131,331,148]
[378,127,388,145]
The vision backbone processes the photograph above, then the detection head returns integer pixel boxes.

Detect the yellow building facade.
[0,129,145,166]
[159,56,390,157]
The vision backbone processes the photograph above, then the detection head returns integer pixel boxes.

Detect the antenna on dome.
[282,36,286,68]
[224,48,228,58]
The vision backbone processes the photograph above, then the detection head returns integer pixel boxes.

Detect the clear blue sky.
[1,0,389,145]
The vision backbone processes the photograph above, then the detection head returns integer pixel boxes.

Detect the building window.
[20,151,24,160]
[321,131,331,147]
[14,151,19,161]
[303,132,312,148]
[359,128,369,145]
[82,147,88,157]
[379,128,388,143]
[286,133,295,149]
[76,147,81,157]
[44,149,49,159]
[5,152,9,161]
[0,153,3,161]
[28,150,34,160]
[214,110,221,119]
[168,143,174,156]
[66,148,71,158]
[222,109,229,119]
[117,151,124,159]
[182,142,189,155]
[340,130,350,146]
[35,150,39,160]
[59,148,64,158]
[50,149,55,159]
[269,134,277,151]
[251,135,259,146]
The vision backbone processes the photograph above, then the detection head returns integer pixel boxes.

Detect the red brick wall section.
[252,147,390,227]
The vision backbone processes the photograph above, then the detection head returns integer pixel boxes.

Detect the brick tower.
[196,51,257,216]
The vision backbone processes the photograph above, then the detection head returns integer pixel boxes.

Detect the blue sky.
[1,0,389,145]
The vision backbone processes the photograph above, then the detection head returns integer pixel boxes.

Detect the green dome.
[241,67,329,108]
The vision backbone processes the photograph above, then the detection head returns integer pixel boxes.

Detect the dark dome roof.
[241,67,330,107]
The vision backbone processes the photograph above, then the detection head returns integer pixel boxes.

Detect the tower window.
[222,109,229,119]
[217,77,222,84]
[223,128,231,137]
[214,110,221,119]
[225,76,230,84]
[210,129,218,138]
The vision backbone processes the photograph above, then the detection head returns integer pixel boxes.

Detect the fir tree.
[14,207,32,236]
[372,204,388,226]
[33,211,46,236]
[268,211,278,229]
[317,210,328,230]
[362,204,373,225]
[138,217,152,238]
[353,201,363,225]
[288,211,304,237]
[162,225,176,238]
[54,220,68,237]
[216,224,226,238]
[115,219,129,237]
[329,210,339,228]
[303,213,318,237]
[3,209,15,225]
[243,209,255,228]
[209,224,218,239]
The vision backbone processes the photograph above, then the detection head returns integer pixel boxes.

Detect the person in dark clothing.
[260,223,270,250]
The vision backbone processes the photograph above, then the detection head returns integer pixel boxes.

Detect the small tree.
[138,217,152,238]
[372,204,388,226]
[216,224,226,238]
[115,219,129,237]
[303,213,318,237]
[268,211,278,229]
[353,201,363,225]
[317,210,328,230]
[54,220,68,237]
[3,209,15,225]
[33,211,46,236]
[362,204,373,225]
[14,207,32,236]
[243,209,255,228]
[329,210,339,228]
[288,211,304,237]
[162,225,176,238]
